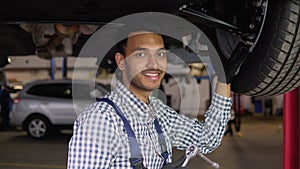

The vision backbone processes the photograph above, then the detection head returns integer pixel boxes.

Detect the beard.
[126,69,164,92]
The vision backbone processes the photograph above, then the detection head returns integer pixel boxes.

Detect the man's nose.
[146,54,160,69]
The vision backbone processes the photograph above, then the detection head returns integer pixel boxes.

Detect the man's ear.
[115,52,125,70]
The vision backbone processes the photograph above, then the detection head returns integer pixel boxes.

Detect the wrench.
[182,144,198,167]
[197,152,220,168]
[181,144,220,168]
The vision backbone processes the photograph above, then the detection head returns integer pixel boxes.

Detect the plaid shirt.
[68,81,231,169]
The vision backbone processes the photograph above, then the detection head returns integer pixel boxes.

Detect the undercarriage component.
[20,24,98,59]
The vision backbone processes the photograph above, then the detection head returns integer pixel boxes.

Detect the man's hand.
[162,156,189,169]
[218,42,251,84]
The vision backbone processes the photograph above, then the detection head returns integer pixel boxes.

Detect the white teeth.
[145,73,158,76]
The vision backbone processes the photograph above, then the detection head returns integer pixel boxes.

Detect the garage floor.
[0,114,283,169]
[173,115,283,169]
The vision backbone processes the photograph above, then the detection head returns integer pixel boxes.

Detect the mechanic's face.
[115,32,167,100]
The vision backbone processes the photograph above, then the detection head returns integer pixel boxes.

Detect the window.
[27,83,72,99]
[26,81,109,100]
[72,83,93,99]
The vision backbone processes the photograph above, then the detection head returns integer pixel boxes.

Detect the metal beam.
[283,86,300,169]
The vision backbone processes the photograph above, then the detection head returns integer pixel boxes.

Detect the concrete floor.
[173,115,283,169]
[0,115,283,169]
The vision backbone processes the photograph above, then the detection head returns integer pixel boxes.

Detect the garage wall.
[4,55,283,116]
[4,55,102,83]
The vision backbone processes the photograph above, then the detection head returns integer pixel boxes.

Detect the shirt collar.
[114,81,157,123]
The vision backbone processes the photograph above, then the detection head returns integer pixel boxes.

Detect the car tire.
[215,0,300,96]
[25,115,51,139]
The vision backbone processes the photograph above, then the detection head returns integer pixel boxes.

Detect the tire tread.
[247,0,300,96]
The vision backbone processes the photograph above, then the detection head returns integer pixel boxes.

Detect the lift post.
[283,86,299,169]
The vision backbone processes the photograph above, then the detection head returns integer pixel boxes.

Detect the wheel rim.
[216,0,268,57]
[28,119,47,138]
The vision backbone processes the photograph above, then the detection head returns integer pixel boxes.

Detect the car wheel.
[215,0,300,96]
[25,115,51,139]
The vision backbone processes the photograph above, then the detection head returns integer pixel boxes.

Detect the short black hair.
[114,18,164,56]
[115,38,128,56]
[100,19,166,72]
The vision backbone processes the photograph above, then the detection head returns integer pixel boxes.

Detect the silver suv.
[11,79,109,139]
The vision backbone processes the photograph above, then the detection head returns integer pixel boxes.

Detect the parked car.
[11,79,110,139]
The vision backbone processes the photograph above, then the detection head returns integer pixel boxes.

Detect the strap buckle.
[130,157,147,169]
[162,151,169,165]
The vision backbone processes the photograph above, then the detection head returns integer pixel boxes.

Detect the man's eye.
[157,51,166,57]
[135,52,146,57]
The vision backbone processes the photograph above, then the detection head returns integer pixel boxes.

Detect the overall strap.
[154,119,169,164]
[98,98,145,169]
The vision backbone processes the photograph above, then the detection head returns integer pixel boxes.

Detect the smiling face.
[115,32,167,102]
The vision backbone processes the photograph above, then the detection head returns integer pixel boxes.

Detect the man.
[0,84,11,131]
[68,30,247,168]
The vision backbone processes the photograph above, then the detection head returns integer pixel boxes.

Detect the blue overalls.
[98,98,169,169]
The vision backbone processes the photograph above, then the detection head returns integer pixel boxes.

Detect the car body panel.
[11,79,109,128]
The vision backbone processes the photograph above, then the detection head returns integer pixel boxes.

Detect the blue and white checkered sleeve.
[67,105,120,169]
[203,93,232,148]
[165,93,231,154]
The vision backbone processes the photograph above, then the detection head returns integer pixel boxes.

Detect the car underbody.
[0,0,299,96]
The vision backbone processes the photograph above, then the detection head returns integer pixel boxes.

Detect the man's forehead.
[127,31,154,37]
[122,32,165,55]
[127,31,162,40]
[127,32,164,45]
